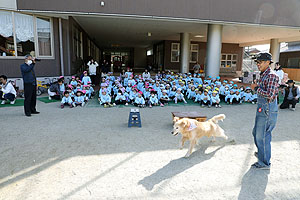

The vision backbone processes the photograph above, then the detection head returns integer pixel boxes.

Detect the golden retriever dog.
[171,114,228,157]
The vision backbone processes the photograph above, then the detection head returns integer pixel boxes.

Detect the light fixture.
[147,32,152,37]
[100,1,105,6]
[194,35,204,38]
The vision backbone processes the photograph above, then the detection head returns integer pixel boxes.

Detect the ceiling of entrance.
[74,15,300,48]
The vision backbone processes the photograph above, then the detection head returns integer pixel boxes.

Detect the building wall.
[134,47,147,69]
[17,0,300,28]
[0,18,61,78]
[282,68,300,81]
[163,40,243,75]
[0,0,17,10]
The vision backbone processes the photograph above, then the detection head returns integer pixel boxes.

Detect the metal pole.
[59,18,65,76]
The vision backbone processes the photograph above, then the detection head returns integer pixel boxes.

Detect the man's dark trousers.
[24,83,37,115]
[280,99,297,109]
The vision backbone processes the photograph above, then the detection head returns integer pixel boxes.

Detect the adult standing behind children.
[251,53,279,169]
[274,62,284,85]
[101,60,110,75]
[142,69,151,80]
[20,55,40,117]
[0,75,16,105]
[87,58,98,84]
[193,62,201,74]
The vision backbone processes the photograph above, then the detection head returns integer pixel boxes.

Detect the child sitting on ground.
[233,90,242,104]
[82,71,92,85]
[225,90,235,104]
[211,90,221,108]
[129,88,138,104]
[134,91,146,108]
[194,89,202,103]
[187,86,196,100]
[174,88,187,104]
[99,90,113,108]
[201,89,211,108]
[73,90,85,107]
[169,86,177,99]
[70,76,77,87]
[115,90,127,105]
[160,90,170,107]
[243,87,253,103]
[149,91,159,108]
[61,91,73,109]
[143,86,150,101]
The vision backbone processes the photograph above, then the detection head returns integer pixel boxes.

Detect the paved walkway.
[0,101,299,200]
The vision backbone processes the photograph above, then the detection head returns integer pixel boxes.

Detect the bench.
[171,112,207,123]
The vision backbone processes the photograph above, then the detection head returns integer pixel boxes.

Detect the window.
[287,58,300,68]
[190,44,198,63]
[87,38,91,57]
[73,26,82,59]
[15,13,35,57]
[95,47,100,62]
[147,49,153,56]
[221,54,238,68]
[0,11,53,58]
[171,43,180,62]
[0,11,15,56]
[37,17,52,56]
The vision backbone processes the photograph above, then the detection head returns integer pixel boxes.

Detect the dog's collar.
[188,122,197,131]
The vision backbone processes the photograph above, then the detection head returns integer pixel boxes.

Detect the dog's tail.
[210,114,226,124]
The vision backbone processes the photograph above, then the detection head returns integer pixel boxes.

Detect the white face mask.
[27,60,33,65]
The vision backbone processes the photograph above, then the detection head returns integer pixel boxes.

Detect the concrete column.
[269,38,280,69]
[180,33,190,73]
[205,24,223,78]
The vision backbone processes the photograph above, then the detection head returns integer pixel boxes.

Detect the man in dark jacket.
[20,55,39,117]
[48,79,63,100]
[280,80,300,111]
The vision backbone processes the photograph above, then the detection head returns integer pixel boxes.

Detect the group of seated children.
[48,71,95,108]
[97,71,257,108]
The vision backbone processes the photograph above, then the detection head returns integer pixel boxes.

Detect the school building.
[2,0,300,80]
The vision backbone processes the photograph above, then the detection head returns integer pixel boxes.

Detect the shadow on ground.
[138,144,225,191]
[238,167,269,200]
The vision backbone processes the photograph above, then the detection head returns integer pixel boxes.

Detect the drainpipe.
[59,18,64,76]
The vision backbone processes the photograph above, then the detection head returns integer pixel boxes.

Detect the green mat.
[38,97,60,103]
[0,99,24,107]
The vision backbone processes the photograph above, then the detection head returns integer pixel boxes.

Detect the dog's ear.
[184,120,190,129]
[173,117,180,122]
[181,118,190,128]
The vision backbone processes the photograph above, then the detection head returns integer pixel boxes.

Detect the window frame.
[221,53,238,68]
[87,38,91,57]
[190,44,199,63]
[0,11,54,59]
[171,43,180,63]
[287,57,300,68]
[73,25,83,59]
[35,16,55,59]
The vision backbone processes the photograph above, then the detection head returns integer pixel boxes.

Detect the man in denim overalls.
[252,53,279,169]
